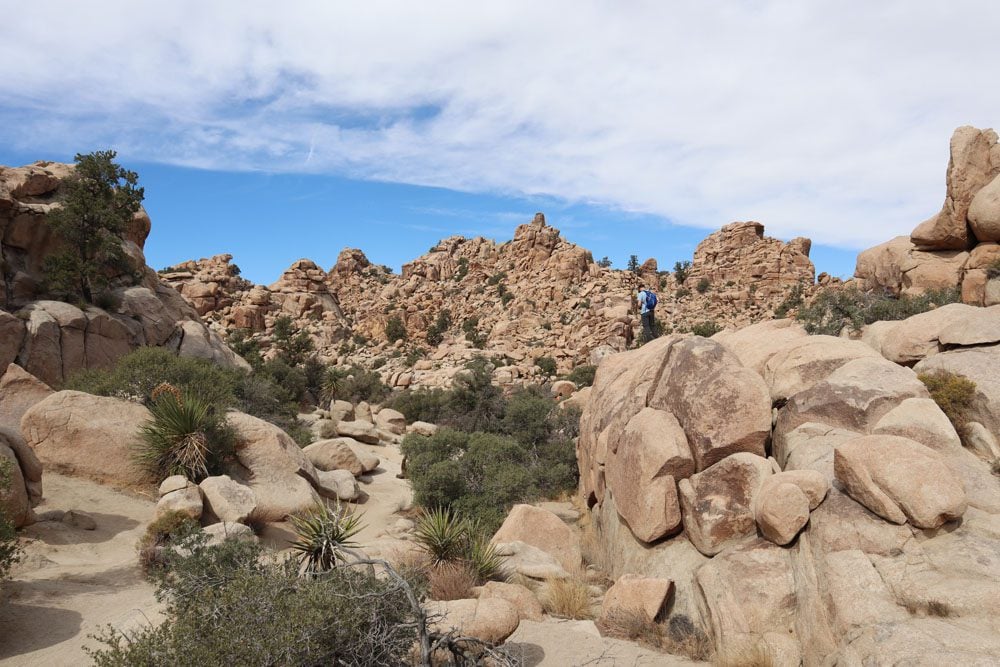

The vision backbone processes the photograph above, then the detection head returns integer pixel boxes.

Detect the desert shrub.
[563,364,597,388]
[289,503,364,574]
[919,370,977,436]
[384,387,450,424]
[0,458,22,582]
[597,256,612,268]
[696,277,710,293]
[534,355,557,376]
[796,286,961,335]
[226,328,262,366]
[500,291,514,307]
[690,320,722,337]
[322,365,390,404]
[427,561,479,601]
[271,316,314,367]
[89,536,416,666]
[461,316,487,349]
[136,509,200,573]
[385,315,407,343]
[403,347,426,367]
[414,507,469,565]
[675,287,691,300]
[403,426,577,533]
[673,260,691,285]
[137,387,234,482]
[454,256,469,281]
[425,309,452,346]
[600,609,714,661]
[541,577,593,620]
[773,283,806,319]
[414,508,506,592]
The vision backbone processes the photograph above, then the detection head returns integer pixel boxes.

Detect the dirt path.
[0,474,158,666]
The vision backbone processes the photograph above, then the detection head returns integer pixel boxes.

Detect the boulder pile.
[579,315,1000,664]
[855,125,1000,304]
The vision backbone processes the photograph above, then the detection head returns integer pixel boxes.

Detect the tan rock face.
[475,581,544,622]
[426,598,520,645]
[302,438,377,477]
[604,407,692,542]
[834,435,967,529]
[598,574,674,626]
[199,475,257,524]
[678,452,774,557]
[491,504,582,573]
[0,363,53,434]
[21,390,151,490]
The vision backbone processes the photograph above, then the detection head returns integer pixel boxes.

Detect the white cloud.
[1,0,998,247]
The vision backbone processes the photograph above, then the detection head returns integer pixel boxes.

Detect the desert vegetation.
[0,458,22,582]
[795,286,961,335]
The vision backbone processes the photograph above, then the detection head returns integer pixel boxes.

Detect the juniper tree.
[44,150,144,303]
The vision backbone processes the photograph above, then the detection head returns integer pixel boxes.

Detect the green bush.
[690,320,722,337]
[0,458,22,582]
[675,287,691,299]
[461,316,487,349]
[88,536,416,666]
[322,365,390,405]
[385,315,407,343]
[137,389,235,482]
[413,508,505,584]
[673,260,691,285]
[919,370,977,436]
[534,356,557,376]
[425,309,452,346]
[384,387,451,424]
[289,503,364,574]
[796,286,962,335]
[136,509,200,572]
[271,316,314,367]
[773,283,806,319]
[696,278,710,294]
[563,364,597,388]
[454,256,469,281]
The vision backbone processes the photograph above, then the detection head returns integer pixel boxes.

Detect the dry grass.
[902,598,955,618]
[599,609,714,662]
[540,576,595,620]
[427,561,479,601]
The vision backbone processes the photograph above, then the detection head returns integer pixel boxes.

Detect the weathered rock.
[474,581,544,621]
[21,390,151,489]
[914,346,1000,436]
[0,443,31,527]
[872,303,978,364]
[199,475,257,523]
[0,364,53,438]
[677,453,774,557]
[303,438,378,476]
[492,541,570,580]
[492,504,582,573]
[969,173,1000,241]
[202,521,256,547]
[373,408,406,435]
[336,420,380,445]
[426,598,520,645]
[937,304,1000,346]
[772,421,860,479]
[763,335,881,401]
[647,337,771,471]
[155,480,203,520]
[550,380,576,400]
[912,126,998,250]
[226,411,320,522]
[158,475,190,497]
[604,407,692,542]
[315,468,360,501]
[713,318,808,376]
[753,480,810,546]
[328,399,354,423]
[598,574,673,626]
[834,435,967,528]
[408,421,438,437]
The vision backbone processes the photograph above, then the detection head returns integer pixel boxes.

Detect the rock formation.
[166,214,817,390]
[855,125,1000,304]
[578,313,1000,664]
[0,162,247,386]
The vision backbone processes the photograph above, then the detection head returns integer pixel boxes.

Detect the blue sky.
[1,2,997,283]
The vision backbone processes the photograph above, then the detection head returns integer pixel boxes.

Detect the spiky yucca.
[138,389,215,481]
[414,507,468,566]
[289,502,364,574]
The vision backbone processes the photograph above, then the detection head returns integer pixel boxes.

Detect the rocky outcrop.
[491,504,582,573]
[1,162,248,385]
[855,126,1000,302]
[579,317,997,665]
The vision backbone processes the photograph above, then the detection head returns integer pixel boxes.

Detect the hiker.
[637,284,658,342]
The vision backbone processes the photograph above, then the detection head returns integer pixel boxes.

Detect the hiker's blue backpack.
[645,291,658,310]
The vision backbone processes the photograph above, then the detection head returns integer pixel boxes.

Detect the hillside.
[163,215,818,388]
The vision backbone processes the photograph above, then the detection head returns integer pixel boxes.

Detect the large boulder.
[426,598,520,645]
[492,504,581,573]
[597,574,674,626]
[336,420,380,445]
[373,408,406,435]
[314,468,360,502]
[474,581,544,621]
[868,303,979,364]
[762,335,881,401]
[226,411,321,522]
[969,173,1000,241]
[0,364,53,434]
[199,475,257,524]
[302,438,378,477]
[646,337,771,471]
[914,346,1000,436]
[21,390,151,489]
[155,479,203,520]
[753,470,828,546]
[0,426,41,508]
[604,407,692,542]
[677,453,774,557]
[712,318,808,376]
[834,435,967,528]
[0,442,31,527]
[911,126,998,250]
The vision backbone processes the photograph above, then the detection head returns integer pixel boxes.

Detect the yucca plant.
[289,502,364,574]
[414,507,468,566]
[466,529,506,583]
[138,387,216,481]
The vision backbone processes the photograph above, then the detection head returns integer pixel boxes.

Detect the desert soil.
[0,448,702,666]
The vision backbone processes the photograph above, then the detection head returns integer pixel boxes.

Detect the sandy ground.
[0,474,159,666]
[0,444,703,666]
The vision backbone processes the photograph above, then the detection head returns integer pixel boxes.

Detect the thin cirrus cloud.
[1,1,998,249]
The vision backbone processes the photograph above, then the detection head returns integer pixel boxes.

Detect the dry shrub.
[902,597,955,618]
[600,609,714,662]
[428,561,478,601]
[136,510,199,573]
[918,370,977,437]
[540,577,594,620]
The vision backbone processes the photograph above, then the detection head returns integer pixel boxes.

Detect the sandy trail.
[0,474,158,666]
